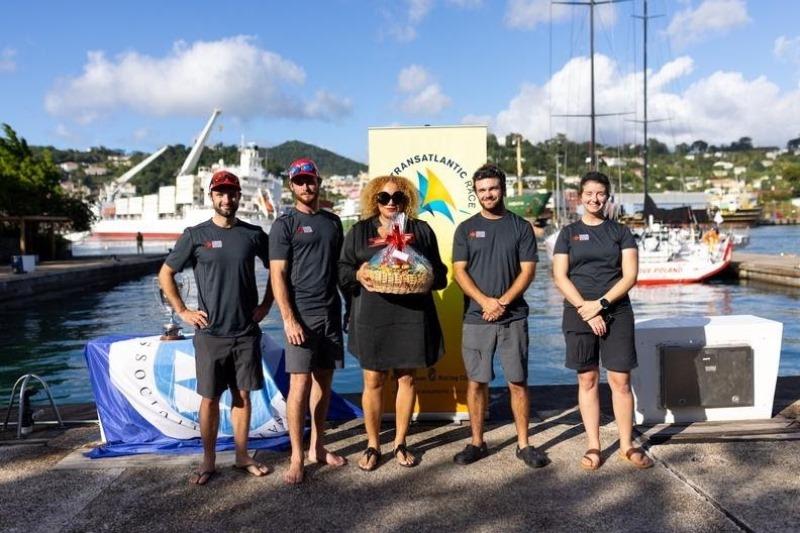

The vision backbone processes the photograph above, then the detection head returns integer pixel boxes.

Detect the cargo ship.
[67,110,282,256]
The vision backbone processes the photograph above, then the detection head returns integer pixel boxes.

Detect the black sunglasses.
[291,174,318,186]
[376,191,407,206]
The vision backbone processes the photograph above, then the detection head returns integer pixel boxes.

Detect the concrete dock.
[727,252,800,288]
[0,255,166,307]
[1,378,798,532]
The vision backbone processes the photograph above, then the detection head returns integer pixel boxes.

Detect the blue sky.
[2,0,799,163]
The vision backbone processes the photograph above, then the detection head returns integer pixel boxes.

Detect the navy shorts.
[284,311,344,373]
[193,330,264,399]
[562,304,637,373]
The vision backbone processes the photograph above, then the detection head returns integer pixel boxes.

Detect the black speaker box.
[660,345,754,409]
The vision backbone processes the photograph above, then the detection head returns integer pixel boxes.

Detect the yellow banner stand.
[368,125,487,419]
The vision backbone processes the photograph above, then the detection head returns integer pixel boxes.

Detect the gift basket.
[366,213,434,294]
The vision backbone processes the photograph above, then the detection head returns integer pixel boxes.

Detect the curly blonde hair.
[360,175,419,219]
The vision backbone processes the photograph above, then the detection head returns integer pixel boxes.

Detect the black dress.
[338,216,448,371]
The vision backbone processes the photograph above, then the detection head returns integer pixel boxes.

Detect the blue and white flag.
[84,333,361,458]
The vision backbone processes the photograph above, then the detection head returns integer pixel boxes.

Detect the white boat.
[544,221,733,286]
[68,110,283,256]
[635,223,733,285]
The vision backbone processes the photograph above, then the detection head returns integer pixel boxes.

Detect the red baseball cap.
[209,170,241,191]
[287,158,320,181]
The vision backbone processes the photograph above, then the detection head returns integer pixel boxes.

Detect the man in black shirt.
[270,158,346,484]
[452,164,548,469]
[159,170,273,486]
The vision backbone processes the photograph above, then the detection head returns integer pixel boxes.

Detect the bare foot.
[190,459,217,485]
[308,447,347,467]
[189,469,216,485]
[283,458,305,484]
[233,460,271,477]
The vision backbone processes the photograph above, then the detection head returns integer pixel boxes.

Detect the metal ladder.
[3,374,64,439]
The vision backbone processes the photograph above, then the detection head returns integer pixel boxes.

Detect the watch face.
[600,298,609,310]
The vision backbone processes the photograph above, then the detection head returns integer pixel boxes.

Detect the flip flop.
[619,447,654,469]
[189,470,216,486]
[233,462,271,477]
[393,443,418,468]
[358,447,381,472]
[581,449,602,471]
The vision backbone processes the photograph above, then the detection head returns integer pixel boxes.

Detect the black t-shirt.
[268,208,343,316]
[165,219,269,337]
[553,219,637,306]
[452,211,538,324]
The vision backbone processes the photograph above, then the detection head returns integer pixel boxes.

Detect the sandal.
[581,449,602,471]
[189,470,216,486]
[619,447,654,469]
[358,447,381,472]
[393,443,418,468]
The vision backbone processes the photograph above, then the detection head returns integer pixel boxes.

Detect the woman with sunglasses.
[338,175,447,471]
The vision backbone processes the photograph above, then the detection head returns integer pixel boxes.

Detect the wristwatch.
[599,298,610,311]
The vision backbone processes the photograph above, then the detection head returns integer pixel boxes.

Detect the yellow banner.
[368,125,487,419]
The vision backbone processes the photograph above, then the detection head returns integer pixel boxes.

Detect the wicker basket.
[367,265,433,294]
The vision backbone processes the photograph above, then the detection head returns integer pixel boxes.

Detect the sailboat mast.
[590,2,597,170]
[554,0,629,171]
[642,0,649,197]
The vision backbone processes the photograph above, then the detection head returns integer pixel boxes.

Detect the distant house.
[84,164,109,176]
[60,161,79,173]
[107,154,132,164]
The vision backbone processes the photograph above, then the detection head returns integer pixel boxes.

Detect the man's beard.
[295,191,318,208]
[480,197,504,213]
[214,204,238,217]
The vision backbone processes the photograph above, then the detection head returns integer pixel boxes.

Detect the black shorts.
[284,311,344,374]
[562,304,637,373]
[193,330,264,399]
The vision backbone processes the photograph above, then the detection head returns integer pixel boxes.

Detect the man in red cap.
[159,169,273,486]
[270,158,347,483]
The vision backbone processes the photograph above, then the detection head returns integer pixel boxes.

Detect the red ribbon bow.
[369,222,415,251]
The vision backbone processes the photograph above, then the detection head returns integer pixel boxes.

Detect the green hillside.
[267,140,366,177]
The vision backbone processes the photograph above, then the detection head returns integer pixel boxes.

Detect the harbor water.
[1,225,798,405]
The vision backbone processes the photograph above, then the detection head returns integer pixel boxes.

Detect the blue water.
[1,225,798,404]
[736,224,799,255]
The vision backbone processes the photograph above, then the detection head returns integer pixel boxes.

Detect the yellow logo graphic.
[416,168,456,223]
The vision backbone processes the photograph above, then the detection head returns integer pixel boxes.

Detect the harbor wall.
[0,255,166,308]
[728,252,800,288]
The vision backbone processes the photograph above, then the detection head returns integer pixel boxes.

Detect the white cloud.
[408,0,434,22]
[397,64,432,92]
[396,65,451,115]
[0,47,17,73]
[461,113,492,125]
[447,0,482,8]
[504,0,616,30]
[493,53,800,148]
[774,35,800,64]
[52,122,85,144]
[649,56,694,90]
[132,127,150,142]
[44,36,352,123]
[666,0,749,48]
[383,0,481,42]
